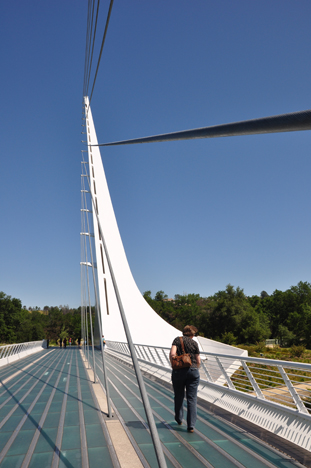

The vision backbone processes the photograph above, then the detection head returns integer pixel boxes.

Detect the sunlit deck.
[1,347,310,468]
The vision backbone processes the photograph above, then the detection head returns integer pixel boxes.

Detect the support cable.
[81,153,113,418]
[83,163,167,468]
[86,0,101,95]
[80,189,84,355]
[87,0,114,108]
[81,201,90,367]
[83,0,94,96]
[80,175,87,360]
[94,109,311,147]
[84,0,96,96]
[81,172,97,382]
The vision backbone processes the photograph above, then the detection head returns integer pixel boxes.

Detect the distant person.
[78,337,81,347]
[170,325,201,433]
[46,339,49,349]
[69,338,72,347]
[59,338,62,348]
[63,338,67,348]
[102,335,106,350]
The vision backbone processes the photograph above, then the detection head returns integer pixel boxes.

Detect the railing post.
[202,360,213,382]
[277,365,309,414]
[155,348,166,367]
[215,356,236,390]
[242,362,264,399]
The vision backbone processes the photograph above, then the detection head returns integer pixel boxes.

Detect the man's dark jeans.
[172,367,200,428]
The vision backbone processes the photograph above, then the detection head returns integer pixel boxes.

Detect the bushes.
[291,345,306,358]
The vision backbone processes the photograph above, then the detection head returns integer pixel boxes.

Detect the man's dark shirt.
[172,336,200,368]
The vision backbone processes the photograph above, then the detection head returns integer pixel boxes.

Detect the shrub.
[254,341,267,353]
[291,345,306,358]
[221,331,237,345]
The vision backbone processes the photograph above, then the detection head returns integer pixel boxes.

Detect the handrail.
[0,341,46,367]
[106,340,311,417]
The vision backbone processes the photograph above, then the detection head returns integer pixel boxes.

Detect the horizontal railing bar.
[106,344,311,420]
[108,340,311,371]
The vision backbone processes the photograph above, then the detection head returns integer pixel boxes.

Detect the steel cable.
[85,0,101,95]
[95,109,311,146]
[88,0,114,106]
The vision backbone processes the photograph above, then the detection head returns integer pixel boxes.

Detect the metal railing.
[106,340,311,417]
[0,341,46,366]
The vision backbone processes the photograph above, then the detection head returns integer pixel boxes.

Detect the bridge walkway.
[0,347,308,468]
[0,347,119,468]
[94,349,306,468]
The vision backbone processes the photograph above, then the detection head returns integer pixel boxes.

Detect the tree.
[154,291,168,301]
[260,291,269,298]
[208,285,270,344]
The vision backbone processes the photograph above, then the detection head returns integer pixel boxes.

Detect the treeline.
[2,280,311,346]
[0,292,82,344]
[143,281,311,347]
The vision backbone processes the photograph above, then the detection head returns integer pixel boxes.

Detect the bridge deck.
[0,347,308,468]
[0,348,117,468]
[96,350,307,468]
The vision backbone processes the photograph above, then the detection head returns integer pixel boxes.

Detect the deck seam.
[20,351,69,468]
[76,350,90,468]
[51,350,73,468]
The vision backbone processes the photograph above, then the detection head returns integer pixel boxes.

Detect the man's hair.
[182,325,198,337]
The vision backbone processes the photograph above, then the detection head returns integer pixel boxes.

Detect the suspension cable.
[83,0,94,96]
[88,0,114,106]
[86,0,101,95]
[84,0,96,95]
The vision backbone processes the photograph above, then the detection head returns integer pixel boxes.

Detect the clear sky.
[1,1,311,309]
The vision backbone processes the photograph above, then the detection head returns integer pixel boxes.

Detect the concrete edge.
[80,350,144,468]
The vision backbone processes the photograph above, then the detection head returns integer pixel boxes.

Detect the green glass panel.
[50,392,64,402]
[65,401,79,412]
[31,402,48,415]
[237,438,292,466]
[59,448,82,468]
[42,412,61,428]
[190,440,237,468]
[64,411,80,426]
[138,443,160,468]
[88,446,113,468]
[37,393,51,402]
[1,414,25,432]
[163,441,207,468]
[216,439,269,468]
[85,424,107,448]
[83,409,99,425]
[7,429,35,456]
[0,432,12,452]
[29,451,54,468]
[0,454,25,468]
[35,427,58,453]
[61,426,81,450]
[49,400,63,412]
[126,422,153,445]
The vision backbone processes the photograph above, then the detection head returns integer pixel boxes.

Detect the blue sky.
[1,1,311,308]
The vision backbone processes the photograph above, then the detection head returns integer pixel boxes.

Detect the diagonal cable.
[83,0,92,95]
[85,0,96,95]
[86,0,101,95]
[94,109,311,147]
[88,0,114,106]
